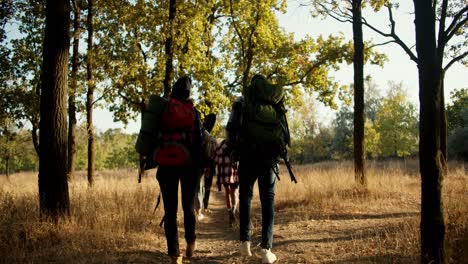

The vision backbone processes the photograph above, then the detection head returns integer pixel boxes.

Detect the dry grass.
[0,160,466,263]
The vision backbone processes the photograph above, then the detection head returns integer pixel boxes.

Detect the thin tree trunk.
[68,0,80,179]
[163,0,176,98]
[32,124,39,156]
[413,1,446,263]
[86,0,95,186]
[440,71,448,175]
[38,0,71,220]
[352,0,366,187]
[5,151,10,178]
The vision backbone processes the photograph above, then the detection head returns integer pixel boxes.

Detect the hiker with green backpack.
[135,76,204,264]
[226,74,291,264]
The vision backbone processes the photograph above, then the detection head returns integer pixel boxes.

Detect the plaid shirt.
[214,141,239,185]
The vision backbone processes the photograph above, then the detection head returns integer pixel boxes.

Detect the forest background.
[1,0,467,174]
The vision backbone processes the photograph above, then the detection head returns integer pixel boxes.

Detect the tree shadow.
[274,224,408,247]
[321,253,417,264]
[274,210,419,225]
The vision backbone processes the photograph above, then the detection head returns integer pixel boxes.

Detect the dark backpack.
[241,78,290,158]
[153,97,196,166]
[135,95,168,163]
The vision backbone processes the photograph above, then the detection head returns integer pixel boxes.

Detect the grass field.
[0,160,466,263]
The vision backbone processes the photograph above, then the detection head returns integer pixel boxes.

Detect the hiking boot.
[261,248,277,264]
[170,255,183,264]
[240,241,252,257]
[186,241,196,258]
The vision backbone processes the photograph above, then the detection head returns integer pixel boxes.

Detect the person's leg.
[224,184,231,209]
[157,167,181,257]
[193,169,204,216]
[238,161,256,243]
[257,165,276,249]
[203,164,214,209]
[180,166,197,246]
[230,183,239,212]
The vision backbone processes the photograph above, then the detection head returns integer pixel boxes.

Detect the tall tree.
[86,0,95,186]
[38,0,71,219]
[361,0,467,174]
[375,83,418,158]
[68,0,81,178]
[413,1,445,262]
[163,0,176,97]
[9,1,45,156]
[352,0,366,186]
[310,0,389,187]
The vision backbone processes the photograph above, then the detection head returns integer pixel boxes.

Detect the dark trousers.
[203,162,215,209]
[157,166,197,256]
[238,158,276,249]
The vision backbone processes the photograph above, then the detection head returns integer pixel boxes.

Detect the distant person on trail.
[226,74,290,264]
[202,114,217,211]
[194,113,217,220]
[213,139,239,226]
[136,76,204,264]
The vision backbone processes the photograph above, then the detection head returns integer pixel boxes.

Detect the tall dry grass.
[273,159,467,263]
[0,160,466,263]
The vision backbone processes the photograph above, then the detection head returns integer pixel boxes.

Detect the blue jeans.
[238,158,276,249]
[157,166,197,256]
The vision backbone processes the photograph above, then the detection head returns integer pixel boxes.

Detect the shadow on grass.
[275,210,419,225]
[274,224,407,247]
[321,253,417,264]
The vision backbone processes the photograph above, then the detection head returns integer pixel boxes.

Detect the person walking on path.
[213,139,239,226]
[153,76,204,264]
[226,74,290,264]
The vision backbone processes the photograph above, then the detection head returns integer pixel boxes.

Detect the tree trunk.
[5,151,10,178]
[163,0,176,98]
[32,124,39,156]
[440,71,448,175]
[86,0,95,187]
[38,0,71,220]
[68,0,80,179]
[352,0,366,187]
[413,1,446,263]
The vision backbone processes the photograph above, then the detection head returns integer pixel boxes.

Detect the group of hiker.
[135,74,290,264]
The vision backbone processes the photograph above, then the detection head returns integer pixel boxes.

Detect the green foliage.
[447,88,468,131]
[0,128,38,173]
[448,108,468,161]
[374,83,418,157]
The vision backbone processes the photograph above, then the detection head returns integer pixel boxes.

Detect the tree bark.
[38,0,70,220]
[440,71,448,175]
[86,0,95,187]
[352,0,366,187]
[163,0,176,98]
[413,1,446,263]
[32,123,39,156]
[68,0,80,179]
[5,151,10,178]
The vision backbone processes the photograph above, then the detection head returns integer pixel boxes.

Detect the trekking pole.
[280,151,297,184]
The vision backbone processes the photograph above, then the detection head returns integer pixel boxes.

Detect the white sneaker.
[197,213,205,221]
[240,241,252,256]
[261,248,277,264]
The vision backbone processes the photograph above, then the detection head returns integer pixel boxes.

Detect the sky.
[92,0,468,134]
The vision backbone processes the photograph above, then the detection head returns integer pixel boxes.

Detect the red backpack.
[153,98,196,166]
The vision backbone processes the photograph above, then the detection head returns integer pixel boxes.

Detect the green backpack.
[241,78,290,157]
[135,95,168,158]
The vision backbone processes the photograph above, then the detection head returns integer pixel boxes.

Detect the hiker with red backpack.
[226,75,291,264]
[136,76,203,264]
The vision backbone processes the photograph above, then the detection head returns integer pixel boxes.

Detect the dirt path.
[186,190,419,264]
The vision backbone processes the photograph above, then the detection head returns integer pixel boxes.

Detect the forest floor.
[2,162,466,264]
[129,190,421,264]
